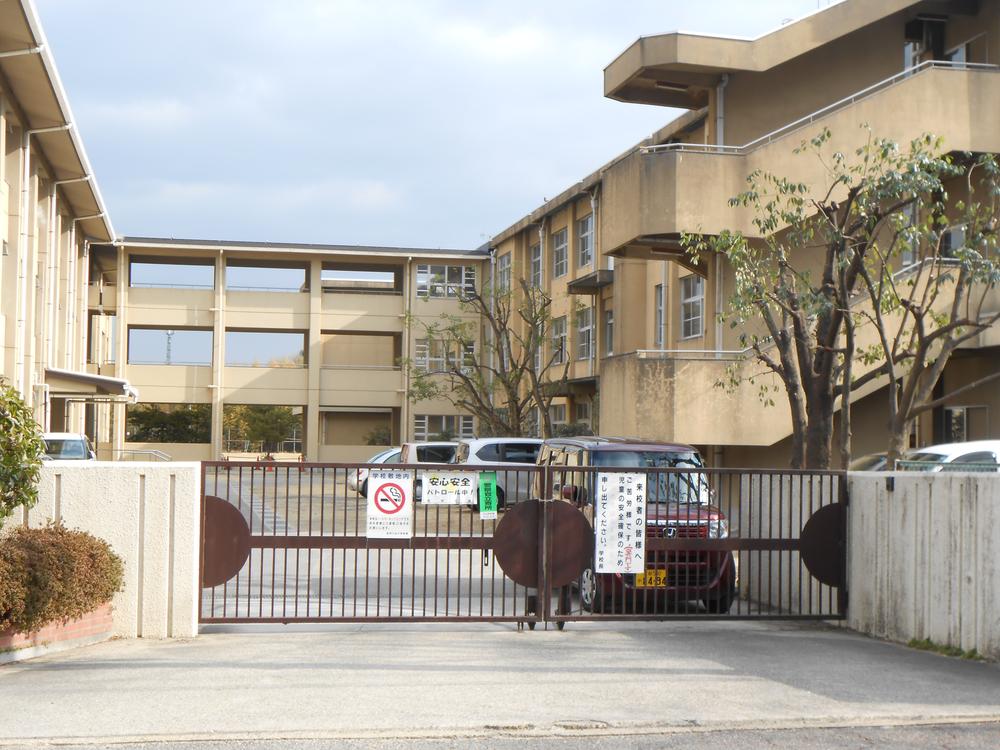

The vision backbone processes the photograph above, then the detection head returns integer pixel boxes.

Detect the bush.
[0,378,45,523]
[0,525,124,634]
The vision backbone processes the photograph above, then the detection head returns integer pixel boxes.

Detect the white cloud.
[82,97,195,130]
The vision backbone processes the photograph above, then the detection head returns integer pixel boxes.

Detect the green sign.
[478,471,498,519]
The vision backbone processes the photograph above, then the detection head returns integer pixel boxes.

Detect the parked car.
[897,441,1000,472]
[348,447,401,496]
[451,437,543,509]
[537,437,736,613]
[848,452,888,471]
[41,432,96,461]
[399,441,459,501]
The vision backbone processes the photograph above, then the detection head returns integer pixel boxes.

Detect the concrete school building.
[3,0,1000,465]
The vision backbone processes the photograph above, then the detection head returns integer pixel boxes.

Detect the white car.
[898,441,1000,472]
[398,442,459,502]
[41,432,96,461]
[348,447,401,496]
[452,437,543,509]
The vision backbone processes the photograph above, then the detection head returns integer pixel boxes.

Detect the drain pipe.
[715,73,730,145]
[713,74,729,355]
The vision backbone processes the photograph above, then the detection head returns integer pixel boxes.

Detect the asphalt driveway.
[0,620,997,746]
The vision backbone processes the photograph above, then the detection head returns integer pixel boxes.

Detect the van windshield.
[593,450,709,504]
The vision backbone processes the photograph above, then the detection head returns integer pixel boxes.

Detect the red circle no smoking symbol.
[373,483,406,515]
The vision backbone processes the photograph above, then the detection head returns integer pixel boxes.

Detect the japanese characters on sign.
[422,471,477,505]
[594,472,646,574]
[366,469,414,539]
[478,471,498,520]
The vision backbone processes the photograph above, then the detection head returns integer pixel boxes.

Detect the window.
[416,264,476,299]
[941,225,966,257]
[129,258,214,290]
[577,214,593,268]
[604,309,614,355]
[552,229,568,278]
[549,403,567,425]
[225,330,307,367]
[654,284,664,347]
[475,443,502,461]
[88,313,117,364]
[551,316,567,364]
[127,328,212,366]
[944,405,989,443]
[503,443,540,463]
[575,401,591,423]
[681,275,705,339]
[415,339,475,372]
[576,307,593,360]
[947,43,968,65]
[413,414,474,441]
[900,202,919,267]
[497,253,511,293]
[903,40,922,71]
[530,244,542,287]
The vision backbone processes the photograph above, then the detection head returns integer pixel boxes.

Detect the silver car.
[452,438,543,509]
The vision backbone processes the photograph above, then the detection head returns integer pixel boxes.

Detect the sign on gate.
[366,469,414,539]
[478,471,498,520]
[422,471,476,505]
[594,472,646,574]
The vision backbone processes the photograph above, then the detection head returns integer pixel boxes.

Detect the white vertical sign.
[366,469,414,539]
[594,472,646,574]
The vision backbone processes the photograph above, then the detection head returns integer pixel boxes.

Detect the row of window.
[653,276,705,345]
[497,214,594,292]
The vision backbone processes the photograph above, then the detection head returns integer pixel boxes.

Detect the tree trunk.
[804,395,835,469]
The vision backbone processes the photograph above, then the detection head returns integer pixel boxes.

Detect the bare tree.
[688,129,998,468]
[408,278,571,438]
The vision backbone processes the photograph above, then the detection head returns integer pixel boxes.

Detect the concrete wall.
[5,462,201,640]
[848,472,1000,659]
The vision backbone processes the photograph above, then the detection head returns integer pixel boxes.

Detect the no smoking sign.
[366,470,414,539]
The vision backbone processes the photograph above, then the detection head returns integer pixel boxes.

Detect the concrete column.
[305,259,322,460]
[211,252,226,459]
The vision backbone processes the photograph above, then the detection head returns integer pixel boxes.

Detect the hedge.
[0,525,124,634]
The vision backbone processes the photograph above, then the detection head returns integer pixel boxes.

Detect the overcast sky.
[36,0,830,249]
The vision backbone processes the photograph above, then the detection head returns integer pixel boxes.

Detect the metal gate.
[199,462,847,626]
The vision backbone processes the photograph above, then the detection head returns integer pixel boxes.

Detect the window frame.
[551,316,567,365]
[654,284,664,348]
[497,253,511,293]
[530,243,543,287]
[576,307,593,361]
[604,309,614,356]
[416,264,477,299]
[577,214,593,268]
[552,229,568,279]
[680,275,705,340]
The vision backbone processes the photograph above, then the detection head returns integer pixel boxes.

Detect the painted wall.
[5,462,201,640]
[848,472,1000,660]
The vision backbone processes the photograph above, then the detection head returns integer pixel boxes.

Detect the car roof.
[458,437,543,447]
[402,441,458,448]
[542,436,698,452]
[906,440,1000,459]
[42,432,89,440]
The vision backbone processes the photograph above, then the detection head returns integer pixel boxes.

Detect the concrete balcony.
[125,286,214,327]
[222,366,308,405]
[87,283,116,311]
[601,63,1000,258]
[319,366,403,408]
[123,364,214,403]
[321,292,404,332]
[225,290,309,329]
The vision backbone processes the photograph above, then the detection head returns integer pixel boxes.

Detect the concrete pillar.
[211,251,226,459]
[305,259,322,460]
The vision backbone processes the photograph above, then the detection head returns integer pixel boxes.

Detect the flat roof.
[120,236,488,261]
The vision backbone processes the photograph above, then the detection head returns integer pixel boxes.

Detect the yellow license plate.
[634,570,667,587]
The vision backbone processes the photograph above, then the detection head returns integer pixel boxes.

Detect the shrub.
[0,525,124,634]
[0,378,45,523]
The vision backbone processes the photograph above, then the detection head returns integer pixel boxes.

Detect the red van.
[536,437,736,613]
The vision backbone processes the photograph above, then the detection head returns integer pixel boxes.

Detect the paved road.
[1,722,998,749]
[1,620,998,747]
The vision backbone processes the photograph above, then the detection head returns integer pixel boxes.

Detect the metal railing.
[641,61,999,157]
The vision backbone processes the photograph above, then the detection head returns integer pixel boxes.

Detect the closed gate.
[199,462,847,626]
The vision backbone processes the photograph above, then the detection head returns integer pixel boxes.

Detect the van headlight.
[709,520,729,539]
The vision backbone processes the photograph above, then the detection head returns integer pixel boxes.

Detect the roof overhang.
[0,1,114,241]
[120,237,487,262]
[567,269,614,295]
[45,368,139,403]
[610,237,707,276]
[604,0,931,107]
